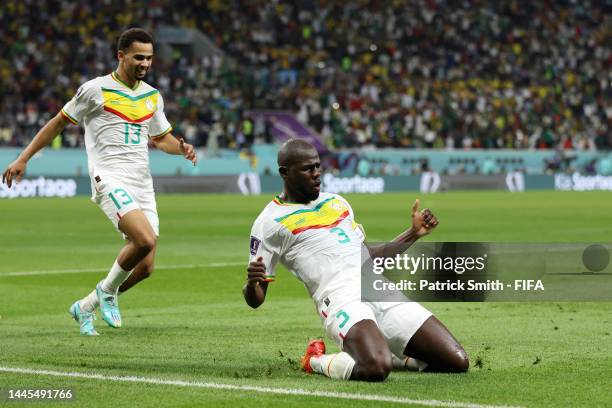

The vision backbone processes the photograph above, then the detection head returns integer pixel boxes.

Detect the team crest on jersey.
[250,236,261,255]
[145,98,155,111]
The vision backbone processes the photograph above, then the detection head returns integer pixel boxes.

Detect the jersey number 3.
[330,227,350,244]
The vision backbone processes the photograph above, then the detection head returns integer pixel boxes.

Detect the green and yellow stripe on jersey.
[101,87,160,123]
[60,109,78,125]
[274,197,350,234]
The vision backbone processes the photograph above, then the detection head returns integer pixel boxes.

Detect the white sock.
[392,354,428,372]
[79,290,99,312]
[100,260,132,294]
[310,352,356,380]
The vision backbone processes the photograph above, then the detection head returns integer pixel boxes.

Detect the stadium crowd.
[1,0,610,150]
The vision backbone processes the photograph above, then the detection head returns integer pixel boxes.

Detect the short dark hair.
[117,28,153,52]
[278,139,317,167]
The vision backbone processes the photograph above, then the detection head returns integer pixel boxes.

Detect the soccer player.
[1,28,196,336]
[244,139,468,381]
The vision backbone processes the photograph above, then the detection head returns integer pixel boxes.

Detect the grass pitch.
[0,191,611,407]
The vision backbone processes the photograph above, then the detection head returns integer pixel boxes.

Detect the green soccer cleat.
[69,301,98,336]
[96,284,122,328]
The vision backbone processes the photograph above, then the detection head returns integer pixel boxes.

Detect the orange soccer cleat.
[300,339,326,373]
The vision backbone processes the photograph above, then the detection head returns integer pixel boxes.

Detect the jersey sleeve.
[61,81,98,125]
[248,213,282,278]
[149,92,172,138]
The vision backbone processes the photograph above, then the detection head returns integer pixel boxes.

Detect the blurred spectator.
[356,157,371,176]
[584,159,597,175]
[544,148,577,174]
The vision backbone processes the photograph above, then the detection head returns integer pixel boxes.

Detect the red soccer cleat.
[300,339,326,373]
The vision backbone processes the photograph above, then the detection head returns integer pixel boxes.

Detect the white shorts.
[321,300,432,358]
[91,174,159,237]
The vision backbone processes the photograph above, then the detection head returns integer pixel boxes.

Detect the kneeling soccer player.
[242,139,468,382]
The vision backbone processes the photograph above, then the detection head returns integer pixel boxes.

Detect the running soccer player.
[2,28,196,336]
[243,139,468,381]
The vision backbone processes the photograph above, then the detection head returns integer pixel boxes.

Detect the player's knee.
[363,361,392,382]
[133,234,156,254]
[446,349,469,373]
[358,354,392,382]
[454,349,470,372]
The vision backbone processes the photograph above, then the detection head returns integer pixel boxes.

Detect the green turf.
[0,192,611,407]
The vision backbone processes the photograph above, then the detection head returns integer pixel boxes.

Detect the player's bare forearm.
[152,133,181,154]
[242,281,268,309]
[152,133,197,164]
[2,113,68,187]
[366,228,421,259]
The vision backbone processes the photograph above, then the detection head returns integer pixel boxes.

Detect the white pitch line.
[0,262,243,277]
[0,366,521,408]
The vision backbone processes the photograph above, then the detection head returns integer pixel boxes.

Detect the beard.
[135,68,148,78]
[305,189,320,202]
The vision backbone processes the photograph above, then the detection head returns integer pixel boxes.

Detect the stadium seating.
[0,1,609,152]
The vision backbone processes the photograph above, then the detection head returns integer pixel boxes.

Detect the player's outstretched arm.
[367,198,439,259]
[151,134,197,165]
[2,113,68,188]
[243,256,269,309]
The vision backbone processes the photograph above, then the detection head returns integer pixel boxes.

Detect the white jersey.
[61,72,172,186]
[249,192,366,311]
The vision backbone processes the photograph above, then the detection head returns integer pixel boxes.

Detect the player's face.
[119,42,154,81]
[285,150,321,203]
